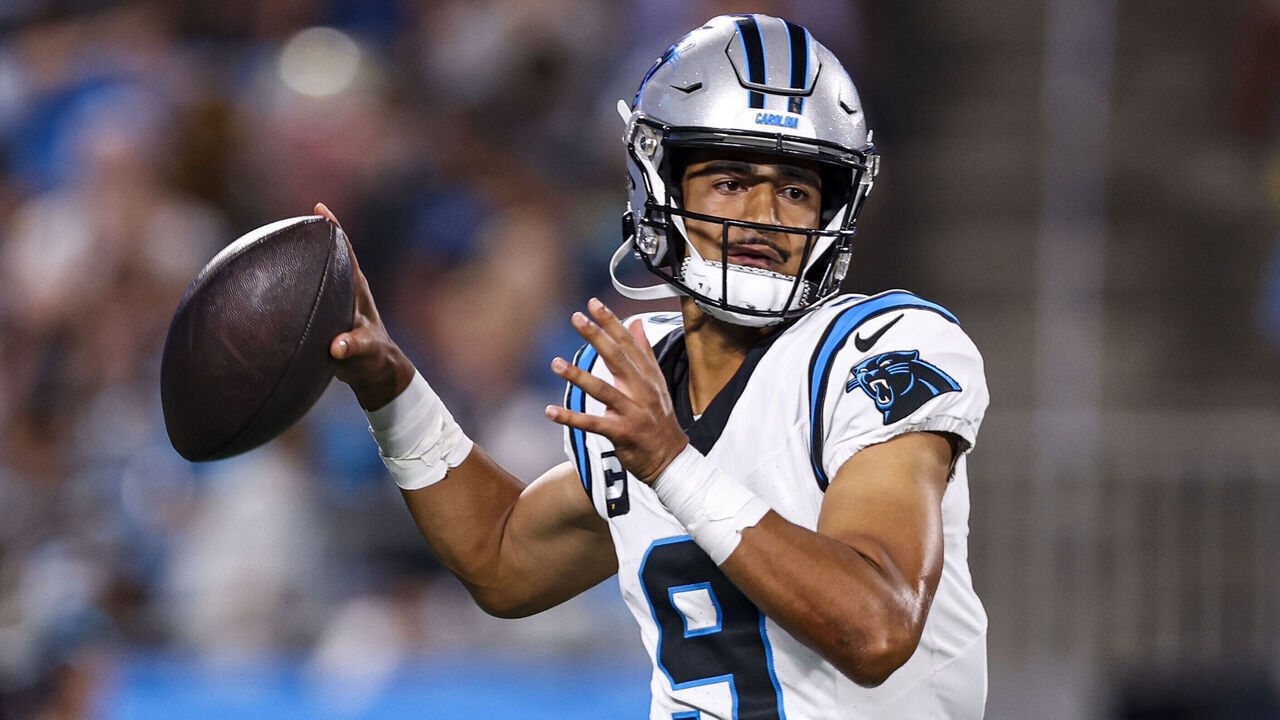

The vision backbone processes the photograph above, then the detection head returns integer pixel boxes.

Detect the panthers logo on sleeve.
[846,350,961,424]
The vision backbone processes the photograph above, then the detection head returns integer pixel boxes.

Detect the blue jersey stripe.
[567,344,599,495]
[807,292,960,490]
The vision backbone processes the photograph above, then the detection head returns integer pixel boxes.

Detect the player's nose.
[741,184,781,225]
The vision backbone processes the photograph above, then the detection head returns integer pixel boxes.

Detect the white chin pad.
[680,256,812,323]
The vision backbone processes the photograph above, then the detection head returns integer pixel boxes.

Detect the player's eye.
[714,179,743,192]
[779,186,810,201]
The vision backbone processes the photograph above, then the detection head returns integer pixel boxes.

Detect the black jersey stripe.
[807,292,961,491]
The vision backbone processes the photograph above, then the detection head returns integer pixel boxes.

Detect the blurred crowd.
[0,0,865,717]
[2,0,1278,718]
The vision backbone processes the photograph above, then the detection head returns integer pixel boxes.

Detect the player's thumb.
[330,328,374,360]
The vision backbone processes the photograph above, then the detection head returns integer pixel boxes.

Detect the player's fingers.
[627,317,647,345]
[314,203,367,282]
[343,234,381,322]
[315,205,380,326]
[543,404,614,435]
[571,311,638,379]
[587,298,648,367]
[312,210,391,366]
[551,357,635,411]
[338,229,368,283]
[627,318,662,373]
[314,202,342,227]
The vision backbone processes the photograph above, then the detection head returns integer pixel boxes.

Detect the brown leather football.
[161,215,354,461]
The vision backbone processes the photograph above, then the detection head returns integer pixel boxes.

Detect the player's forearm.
[397,446,534,613]
[719,512,937,687]
[361,369,597,616]
[647,445,935,685]
[399,451,617,617]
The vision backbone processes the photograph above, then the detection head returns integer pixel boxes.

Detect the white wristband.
[364,371,473,491]
[650,445,770,564]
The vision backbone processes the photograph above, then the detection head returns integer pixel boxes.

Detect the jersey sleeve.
[814,307,989,484]
[561,341,601,497]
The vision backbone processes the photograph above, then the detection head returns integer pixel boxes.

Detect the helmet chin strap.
[610,239,684,301]
[681,254,807,327]
[610,227,811,328]
[608,196,691,302]
[695,300,785,328]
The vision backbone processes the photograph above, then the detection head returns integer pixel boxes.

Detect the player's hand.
[545,298,688,485]
[316,202,415,411]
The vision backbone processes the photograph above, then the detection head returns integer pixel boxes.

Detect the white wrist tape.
[364,371,473,491]
[650,445,770,564]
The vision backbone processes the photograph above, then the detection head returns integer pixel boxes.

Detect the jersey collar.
[654,328,782,454]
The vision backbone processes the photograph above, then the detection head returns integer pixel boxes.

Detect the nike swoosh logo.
[853,314,903,352]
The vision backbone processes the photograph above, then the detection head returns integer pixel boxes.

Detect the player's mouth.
[726,243,786,270]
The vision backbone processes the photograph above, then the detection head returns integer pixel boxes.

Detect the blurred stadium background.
[0,0,1276,718]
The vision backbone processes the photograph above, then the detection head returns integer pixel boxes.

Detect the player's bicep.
[497,461,617,616]
[816,432,951,590]
[514,461,612,542]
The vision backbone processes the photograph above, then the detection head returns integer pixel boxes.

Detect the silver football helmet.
[612,14,880,326]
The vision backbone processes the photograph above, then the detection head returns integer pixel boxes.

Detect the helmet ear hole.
[819,167,854,226]
[661,147,690,206]
[655,147,690,273]
[803,241,834,287]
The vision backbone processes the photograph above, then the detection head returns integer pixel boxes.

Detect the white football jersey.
[562,290,989,719]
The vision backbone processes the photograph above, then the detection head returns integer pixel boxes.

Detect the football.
[161,215,354,461]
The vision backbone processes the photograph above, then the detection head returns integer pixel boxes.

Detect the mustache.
[725,234,791,262]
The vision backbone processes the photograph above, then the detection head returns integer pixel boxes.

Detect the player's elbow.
[473,595,521,619]
[480,603,537,620]
[465,584,540,619]
[836,617,921,688]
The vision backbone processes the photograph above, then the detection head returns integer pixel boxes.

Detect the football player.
[324,13,989,719]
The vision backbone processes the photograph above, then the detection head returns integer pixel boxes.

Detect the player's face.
[679,150,823,277]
